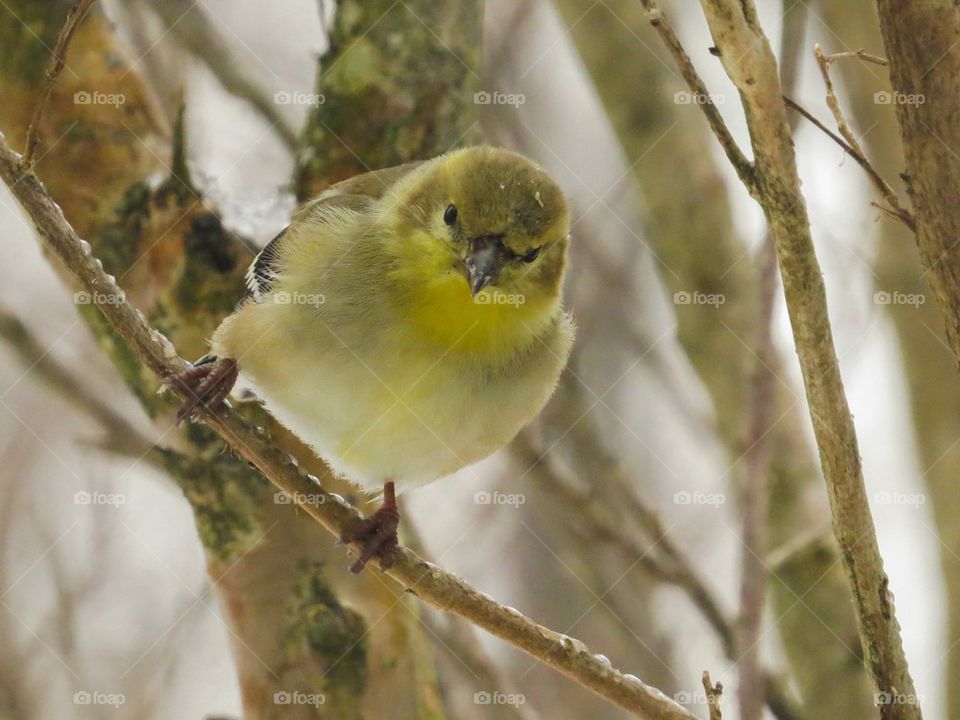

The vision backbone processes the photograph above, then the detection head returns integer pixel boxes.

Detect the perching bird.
[169,145,574,572]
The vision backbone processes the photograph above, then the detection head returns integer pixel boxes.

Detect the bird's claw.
[164,357,239,425]
[341,482,401,574]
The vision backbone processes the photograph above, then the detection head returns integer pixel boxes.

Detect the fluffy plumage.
[210,145,574,492]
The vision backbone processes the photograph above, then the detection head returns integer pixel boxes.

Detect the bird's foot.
[341,482,400,574]
[163,356,239,425]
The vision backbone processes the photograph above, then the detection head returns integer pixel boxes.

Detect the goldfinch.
[170,145,573,572]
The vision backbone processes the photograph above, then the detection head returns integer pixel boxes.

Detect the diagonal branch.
[637,1,756,192]
[22,0,96,168]
[0,133,696,720]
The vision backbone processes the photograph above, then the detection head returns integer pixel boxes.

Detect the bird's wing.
[244,227,287,302]
[244,161,426,302]
[292,160,425,222]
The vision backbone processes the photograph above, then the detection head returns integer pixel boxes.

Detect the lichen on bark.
[295,0,482,197]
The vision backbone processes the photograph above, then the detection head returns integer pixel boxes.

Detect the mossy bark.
[295,0,482,197]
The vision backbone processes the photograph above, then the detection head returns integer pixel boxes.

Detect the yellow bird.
[170,145,574,572]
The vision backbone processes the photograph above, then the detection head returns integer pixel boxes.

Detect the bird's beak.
[465,235,503,296]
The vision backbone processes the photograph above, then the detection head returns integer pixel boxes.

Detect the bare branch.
[813,44,914,229]
[22,0,96,168]
[820,48,888,67]
[782,96,915,231]
[637,1,756,192]
[0,134,697,720]
[702,672,723,720]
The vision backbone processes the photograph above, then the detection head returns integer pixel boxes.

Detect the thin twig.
[782,95,915,231]
[820,48,888,67]
[22,0,97,168]
[638,1,757,194]
[0,134,696,720]
[702,672,723,720]
[812,44,914,229]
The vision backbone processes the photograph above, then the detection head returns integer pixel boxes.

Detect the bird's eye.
[521,246,541,263]
[443,204,458,226]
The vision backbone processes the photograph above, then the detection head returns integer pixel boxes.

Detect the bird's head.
[391,145,569,295]
[384,146,570,353]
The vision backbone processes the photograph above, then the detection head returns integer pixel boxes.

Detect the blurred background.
[0,0,951,718]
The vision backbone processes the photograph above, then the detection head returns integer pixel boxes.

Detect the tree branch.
[22,0,96,168]
[874,0,960,372]
[637,1,756,192]
[702,672,723,720]
[0,134,696,720]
